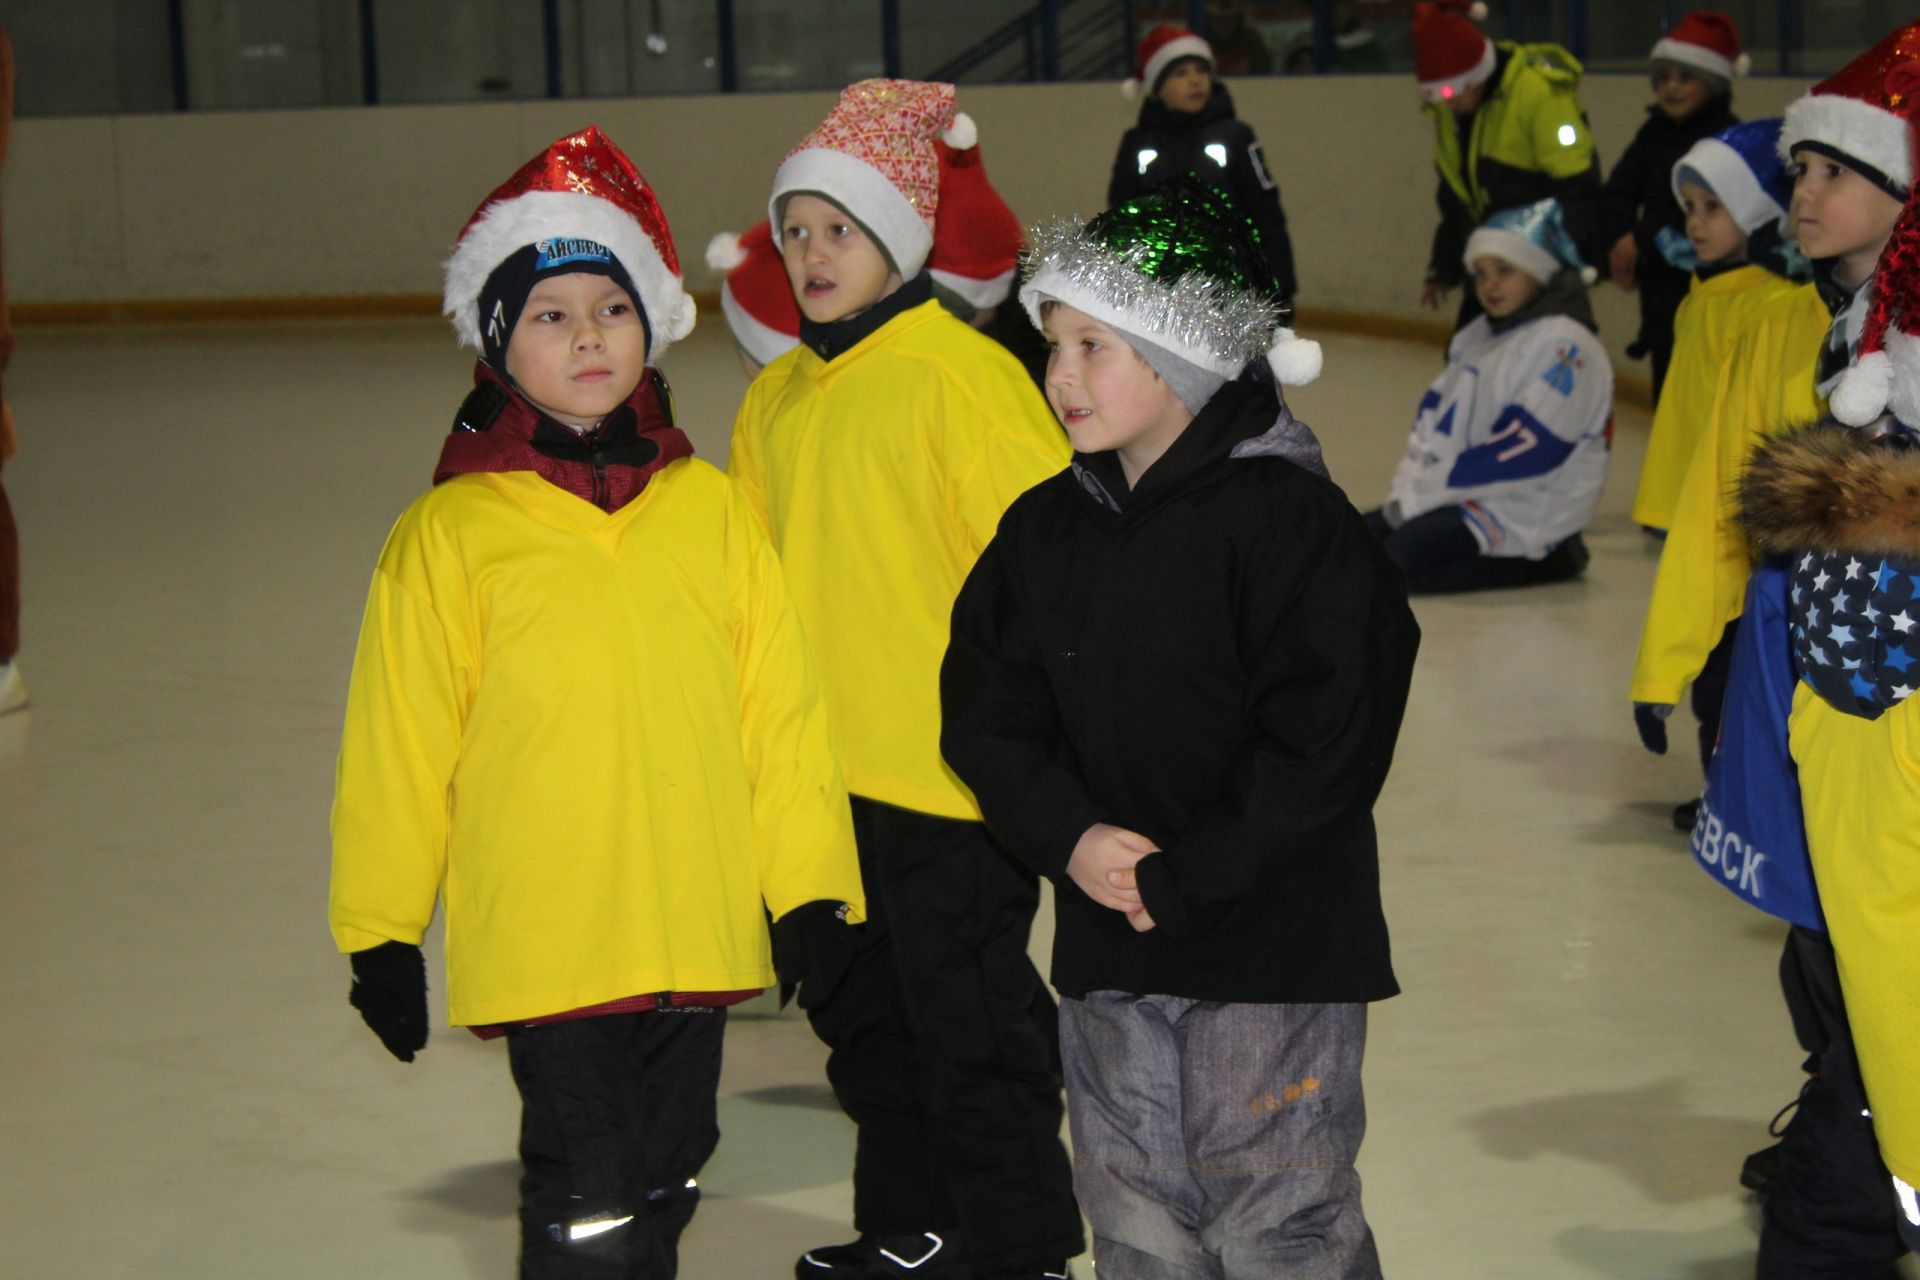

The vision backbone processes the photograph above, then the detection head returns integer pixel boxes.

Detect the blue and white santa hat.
[1671,118,1793,233]
[1462,198,1595,285]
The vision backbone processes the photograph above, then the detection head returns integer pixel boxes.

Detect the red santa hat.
[770,79,976,281]
[1414,2,1495,105]
[444,125,695,361]
[929,139,1023,310]
[1122,25,1214,101]
[1779,23,1920,201]
[1651,11,1749,83]
[706,221,800,369]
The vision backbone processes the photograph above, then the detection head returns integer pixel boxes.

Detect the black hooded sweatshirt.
[941,378,1418,1003]
[1107,83,1299,303]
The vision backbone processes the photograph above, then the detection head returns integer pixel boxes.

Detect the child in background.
[1597,10,1744,401]
[1735,24,1920,1270]
[1412,1,1601,329]
[943,180,1415,1279]
[727,80,1082,1280]
[709,219,797,378]
[1370,198,1612,592]
[329,127,864,1278]
[1625,119,1807,829]
[1108,24,1298,309]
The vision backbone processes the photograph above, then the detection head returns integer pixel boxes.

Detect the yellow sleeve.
[329,523,474,953]
[726,383,772,531]
[727,481,866,924]
[944,364,1069,558]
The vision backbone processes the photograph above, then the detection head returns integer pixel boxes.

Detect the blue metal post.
[1121,0,1138,78]
[1041,0,1062,81]
[1777,0,1797,75]
[1312,0,1335,72]
[1567,0,1588,60]
[542,0,563,97]
[1187,0,1206,35]
[166,0,189,110]
[1504,0,1522,41]
[358,0,379,105]
[717,0,738,92]
[882,0,902,78]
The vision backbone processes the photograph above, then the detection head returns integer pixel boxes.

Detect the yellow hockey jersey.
[1630,284,1828,705]
[728,299,1069,820]
[1632,266,1807,532]
[330,461,863,1027]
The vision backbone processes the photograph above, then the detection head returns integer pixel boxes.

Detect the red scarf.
[433,362,695,512]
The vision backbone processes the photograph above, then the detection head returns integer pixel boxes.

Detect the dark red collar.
[433,363,696,513]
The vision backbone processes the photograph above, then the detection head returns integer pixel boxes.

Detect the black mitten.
[1634,702,1672,756]
[349,940,429,1062]
[771,901,858,1011]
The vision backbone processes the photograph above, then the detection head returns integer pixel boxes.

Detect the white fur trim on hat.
[1780,92,1914,190]
[444,188,696,361]
[1650,36,1740,84]
[706,230,748,273]
[1463,225,1561,284]
[720,281,800,370]
[1418,36,1496,105]
[1022,268,1244,379]
[942,112,977,151]
[1141,34,1213,98]
[1830,348,1894,427]
[770,147,936,278]
[932,265,1016,310]
[1266,328,1323,386]
[1671,137,1788,233]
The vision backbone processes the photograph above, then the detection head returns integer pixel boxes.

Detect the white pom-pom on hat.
[1888,329,1920,426]
[1468,1,1489,20]
[1121,76,1143,100]
[1829,349,1894,427]
[1267,328,1323,387]
[705,230,747,273]
[942,112,977,151]
[1579,265,1599,285]
[1734,52,1753,76]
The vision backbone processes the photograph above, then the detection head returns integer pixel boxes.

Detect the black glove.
[349,940,428,1062]
[1634,702,1673,756]
[771,901,858,1012]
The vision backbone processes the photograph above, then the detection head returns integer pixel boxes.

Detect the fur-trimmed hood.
[1739,421,1920,557]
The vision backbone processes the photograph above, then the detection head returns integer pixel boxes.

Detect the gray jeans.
[1060,993,1381,1279]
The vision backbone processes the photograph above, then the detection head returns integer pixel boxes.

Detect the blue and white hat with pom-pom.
[1463,197,1598,286]
[1018,176,1321,392]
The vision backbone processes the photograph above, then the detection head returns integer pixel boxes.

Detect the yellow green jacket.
[1629,284,1828,704]
[330,461,863,1027]
[1633,266,1808,532]
[728,299,1069,820]
[1424,41,1600,285]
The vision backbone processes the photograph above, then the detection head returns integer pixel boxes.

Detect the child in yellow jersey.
[1626,119,1810,827]
[1737,24,1920,1267]
[329,127,863,1279]
[726,80,1081,1280]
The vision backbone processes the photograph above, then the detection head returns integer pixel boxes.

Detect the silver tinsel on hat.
[1019,216,1282,373]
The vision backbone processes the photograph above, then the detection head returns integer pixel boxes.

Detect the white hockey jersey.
[1385,312,1613,560]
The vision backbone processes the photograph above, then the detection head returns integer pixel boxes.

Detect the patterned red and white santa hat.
[770,79,976,281]
[1414,1,1494,104]
[444,126,695,362]
[1651,11,1749,84]
[706,221,800,369]
[929,139,1024,310]
[1822,47,1920,429]
[1780,22,1920,201]
[1122,25,1213,101]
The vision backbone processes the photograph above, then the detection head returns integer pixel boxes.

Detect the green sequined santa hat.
[1019,179,1322,386]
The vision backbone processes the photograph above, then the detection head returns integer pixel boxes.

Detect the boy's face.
[1469,256,1544,320]
[780,194,903,325]
[1651,63,1712,120]
[1156,59,1213,114]
[1679,180,1747,267]
[1790,149,1904,283]
[504,272,647,430]
[1041,303,1192,483]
